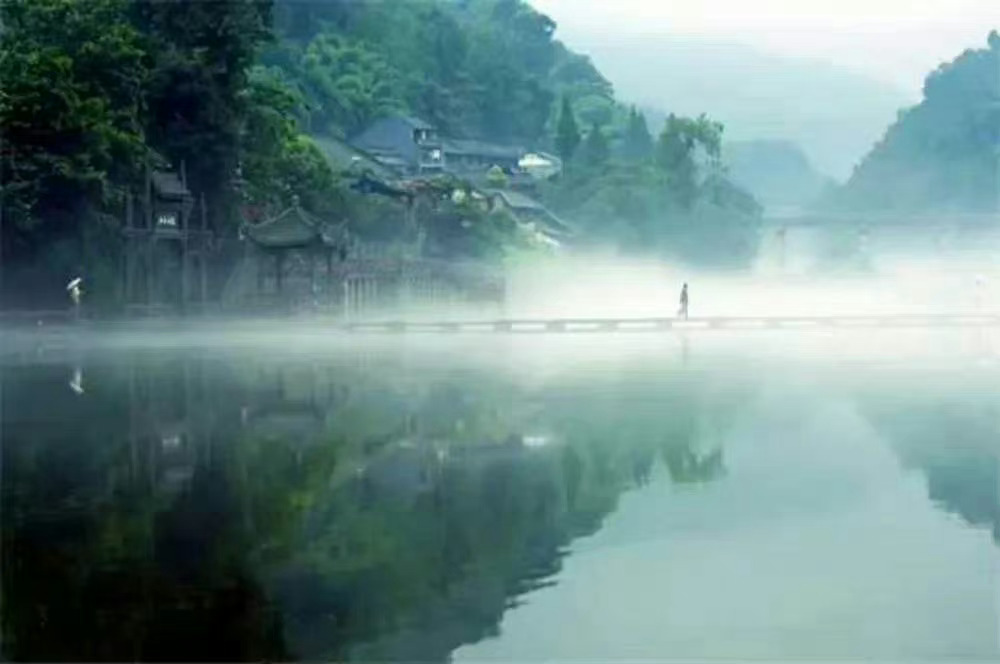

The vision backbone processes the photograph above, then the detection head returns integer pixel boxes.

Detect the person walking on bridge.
[678,283,689,320]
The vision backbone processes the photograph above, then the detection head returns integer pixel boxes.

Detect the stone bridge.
[759,211,1000,272]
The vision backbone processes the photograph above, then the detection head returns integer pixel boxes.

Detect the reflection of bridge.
[341,314,1000,334]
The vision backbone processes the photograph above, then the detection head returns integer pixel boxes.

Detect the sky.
[529,0,1000,97]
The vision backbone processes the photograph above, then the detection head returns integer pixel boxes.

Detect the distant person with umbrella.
[67,277,83,321]
[678,283,689,320]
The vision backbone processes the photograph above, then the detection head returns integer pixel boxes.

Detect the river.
[1,325,998,661]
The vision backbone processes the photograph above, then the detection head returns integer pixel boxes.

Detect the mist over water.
[7,314,998,661]
[6,0,1000,658]
[503,231,999,320]
[2,230,1000,662]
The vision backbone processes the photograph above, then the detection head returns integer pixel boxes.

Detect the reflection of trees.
[2,353,741,662]
[1,356,290,661]
[860,392,1000,544]
[662,447,726,484]
[268,363,742,661]
[923,459,999,542]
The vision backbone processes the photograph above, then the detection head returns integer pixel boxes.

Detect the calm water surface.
[1,326,998,661]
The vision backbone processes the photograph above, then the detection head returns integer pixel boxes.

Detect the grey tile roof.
[151,171,190,199]
[442,138,524,160]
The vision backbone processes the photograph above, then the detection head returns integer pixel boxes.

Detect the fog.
[529,0,999,179]
[5,230,999,378]
[505,255,996,320]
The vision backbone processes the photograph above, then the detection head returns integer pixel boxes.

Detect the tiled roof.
[151,171,190,200]
[400,116,435,130]
[442,138,524,160]
[244,205,336,249]
[483,188,544,211]
[312,135,399,181]
[484,188,574,236]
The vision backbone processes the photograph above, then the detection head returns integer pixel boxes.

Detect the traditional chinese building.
[122,162,213,314]
[237,198,350,310]
[350,115,529,179]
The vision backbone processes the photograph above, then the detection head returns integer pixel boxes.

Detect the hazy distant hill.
[723,140,835,214]
[555,35,912,180]
[834,32,1000,213]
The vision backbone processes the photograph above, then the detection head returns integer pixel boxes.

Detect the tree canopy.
[832,32,1000,213]
[1,0,766,307]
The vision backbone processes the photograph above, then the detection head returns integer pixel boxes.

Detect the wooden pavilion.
[240,197,350,307]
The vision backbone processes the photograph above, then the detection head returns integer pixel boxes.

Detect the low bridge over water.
[340,314,1000,334]
[760,211,1000,271]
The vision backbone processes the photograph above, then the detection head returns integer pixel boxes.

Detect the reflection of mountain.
[0,352,732,661]
[923,458,999,542]
[863,396,1000,544]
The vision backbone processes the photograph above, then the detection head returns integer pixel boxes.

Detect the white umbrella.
[69,367,84,395]
[66,277,82,291]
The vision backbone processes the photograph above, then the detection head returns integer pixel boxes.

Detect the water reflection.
[858,383,1000,543]
[1,348,732,661]
[1,342,997,661]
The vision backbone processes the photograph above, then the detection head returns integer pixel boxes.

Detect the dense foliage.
[265,0,579,144]
[0,0,331,305]
[261,0,761,265]
[1,0,763,308]
[833,32,1000,213]
[544,111,761,265]
[0,0,148,259]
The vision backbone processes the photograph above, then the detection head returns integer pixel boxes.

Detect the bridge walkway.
[340,314,1000,334]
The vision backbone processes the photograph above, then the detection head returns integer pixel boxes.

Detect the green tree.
[0,0,148,253]
[580,123,610,170]
[133,0,274,230]
[555,95,582,163]
[834,32,1000,213]
[486,165,509,188]
[622,107,653,162]
[656,113,724,210]
[297,33,404,136]
[241,67,344,216]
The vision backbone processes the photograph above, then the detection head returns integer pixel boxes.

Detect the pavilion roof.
[243,202,347,250]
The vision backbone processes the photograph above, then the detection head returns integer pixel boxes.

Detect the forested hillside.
[833,32,1000,213]
[0,0,762,307]
[264,0,618,144]
[262,0,762,264]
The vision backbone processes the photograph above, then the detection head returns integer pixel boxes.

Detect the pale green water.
[1,326,998,661]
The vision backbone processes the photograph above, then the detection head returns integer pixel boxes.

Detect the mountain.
[723,140,834,215]
[266,0,618,147]
[0,0,768,308]
[265,0,763,265]
[539,34,912,181]
[834,31,1000,213]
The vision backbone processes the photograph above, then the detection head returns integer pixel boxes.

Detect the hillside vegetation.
[0,0,762,307]
[834,32,1000,214]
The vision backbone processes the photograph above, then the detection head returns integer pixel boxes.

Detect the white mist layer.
[502,251,1000,320]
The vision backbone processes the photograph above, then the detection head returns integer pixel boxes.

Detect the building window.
[157,213,178,228]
